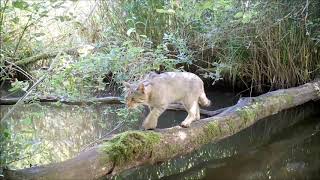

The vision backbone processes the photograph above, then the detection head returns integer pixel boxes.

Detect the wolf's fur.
[124,72,211,129]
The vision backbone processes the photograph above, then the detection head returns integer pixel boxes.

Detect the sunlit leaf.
[139,35,147,39]
[21,118,33,126]
[126,28,136,36]
[234,12,243,18]
[12,0,29,10]
[156,9,175,14]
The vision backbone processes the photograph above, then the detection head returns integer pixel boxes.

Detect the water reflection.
[187,115,320,180]
[0,103,142,169]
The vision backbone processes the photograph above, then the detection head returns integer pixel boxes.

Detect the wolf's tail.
[199,92,211,107]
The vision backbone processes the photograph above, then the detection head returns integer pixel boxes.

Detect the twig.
[80,121,124,152]
[84,0,99,24]
[5,60,35,81]
[13,14,33,56]
[0,52,62,122]
[0,0,9,53]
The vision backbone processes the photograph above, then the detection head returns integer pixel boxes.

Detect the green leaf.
[34,33,45,37]
[56,15,72,22]
[21,117,33,126]
[156,9,175,14]
[126,28,136,36]
[12,17,20,24]
[3,129,11,138]
[234,12,244,18]
[139,35,148,39]
[12,0,29,10]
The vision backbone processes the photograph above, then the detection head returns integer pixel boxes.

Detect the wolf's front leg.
[181,101,199,128]
[142,107,166,130]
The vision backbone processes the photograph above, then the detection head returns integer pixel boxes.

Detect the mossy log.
[3,81,320,180]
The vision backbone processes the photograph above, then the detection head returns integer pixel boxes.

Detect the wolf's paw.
[180,121,191,128]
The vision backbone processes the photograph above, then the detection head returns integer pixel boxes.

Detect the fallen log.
[0,96,224,117]
[14,44,108,66]
[14,48,78,66]
[3,81,320,180]
[0,96,123,105]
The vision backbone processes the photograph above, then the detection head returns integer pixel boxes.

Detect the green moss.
[226,120,237,133]
[204,121,221,138]
[237,94,294,125]
[101,131,160,166]
[236,102,261,125]
[156,143,181,158]
[282,94,294,105]
[194,121,222,145]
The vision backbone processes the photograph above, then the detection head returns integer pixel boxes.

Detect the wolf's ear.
[123,82,131,89]
[137,83,145,93]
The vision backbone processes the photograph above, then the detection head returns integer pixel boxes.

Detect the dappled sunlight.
[177,131,187,141]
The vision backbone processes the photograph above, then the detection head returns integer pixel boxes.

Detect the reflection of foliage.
[103,106,143,130]
[0,103,143,169]
[0,108,46,169]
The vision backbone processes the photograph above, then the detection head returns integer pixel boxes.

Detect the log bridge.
[3,80,320,180]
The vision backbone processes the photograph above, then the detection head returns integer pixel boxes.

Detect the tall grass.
[33,0,320,95]
[95,0,179,45]
[211,1,320,91]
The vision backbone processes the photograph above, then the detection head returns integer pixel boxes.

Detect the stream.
[1,89,320,179]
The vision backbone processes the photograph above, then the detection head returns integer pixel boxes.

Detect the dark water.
[162,105,320,180]
[1,90,320,180]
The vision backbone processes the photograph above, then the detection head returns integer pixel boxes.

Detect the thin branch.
[0,0,9,55]
[0,51,62,122]
[13,14,33,56]
[5,60,35,81]
[80,121,125,152]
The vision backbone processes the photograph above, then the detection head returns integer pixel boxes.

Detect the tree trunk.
[14,44,108,66]
[0,96,123,105]
[3,81,320,180]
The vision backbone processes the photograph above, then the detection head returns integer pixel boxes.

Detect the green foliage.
[1,0,64,59]
[9,79,29,92]
[0,109,46,168]
[103,106,143,128]
[97,0,177,44]
[35,38,185,98]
